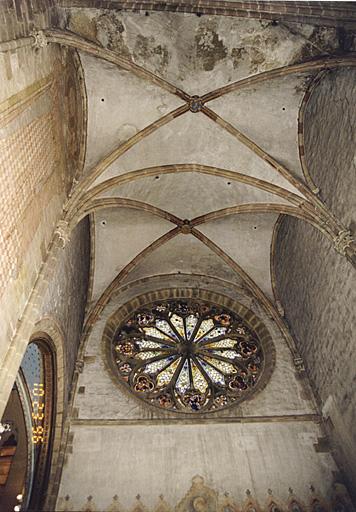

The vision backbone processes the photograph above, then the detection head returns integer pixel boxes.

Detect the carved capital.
[54,220,70,248]
[31,30,48,50]
[75,359,84,374]
[333,229,355,256]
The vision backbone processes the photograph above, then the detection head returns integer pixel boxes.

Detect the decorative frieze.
[56,476,355,512]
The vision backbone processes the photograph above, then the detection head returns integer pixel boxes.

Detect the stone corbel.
[75,359,84,374]
[31,30,48,51]
[293,356,305,374]
[54,220,71,248]
[333,229,355,256]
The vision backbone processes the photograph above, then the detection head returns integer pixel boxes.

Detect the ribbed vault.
[53,13,356,354]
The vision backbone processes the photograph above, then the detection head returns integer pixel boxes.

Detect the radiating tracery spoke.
[112,299,265,413]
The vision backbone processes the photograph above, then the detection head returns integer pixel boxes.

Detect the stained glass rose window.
[111,299,267,413]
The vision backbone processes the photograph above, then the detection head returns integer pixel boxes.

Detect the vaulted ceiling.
[59,10,353,322]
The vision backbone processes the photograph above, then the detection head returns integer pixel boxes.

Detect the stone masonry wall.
[275,68,356,495]
[0,0,89,411]
[56,275,338,510]
[304,68,356,228]
[0,0,58,44]
[40,218,90,401]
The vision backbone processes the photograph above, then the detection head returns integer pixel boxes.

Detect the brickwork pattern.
[0,112,57,295]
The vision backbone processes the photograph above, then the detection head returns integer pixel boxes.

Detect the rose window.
[111,300,267,413]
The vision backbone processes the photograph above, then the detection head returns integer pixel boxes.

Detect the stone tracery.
[111,298,269,413]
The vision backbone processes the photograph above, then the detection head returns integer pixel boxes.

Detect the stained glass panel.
[205,338,236,349]
[212,350,237,360]
[136,351,164,360]
[144,357,174,375]
[157,358,180,388]
[185,314,198,340]
[176,359,190,393]
[143,326,172,341]
[202,356,237,375]
[112,299,265,413]
[200,360,225,386]
[195,318,214,340]
[136,339,164,350]
[155,319,179,341]
[170,314,185,337]
[200,326,227,340]
[191,360,209,393]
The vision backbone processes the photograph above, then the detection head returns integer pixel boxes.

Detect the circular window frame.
[103,288,276,415]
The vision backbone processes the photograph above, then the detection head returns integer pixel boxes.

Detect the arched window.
[0,338,56,512]
[20,338,56,511]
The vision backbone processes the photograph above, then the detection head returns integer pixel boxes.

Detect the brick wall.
[275,68,356,495]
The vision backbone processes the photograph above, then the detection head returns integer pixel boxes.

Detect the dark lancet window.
[20,339,55,512]
[111,300,266,413]
[0,339,56,512]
